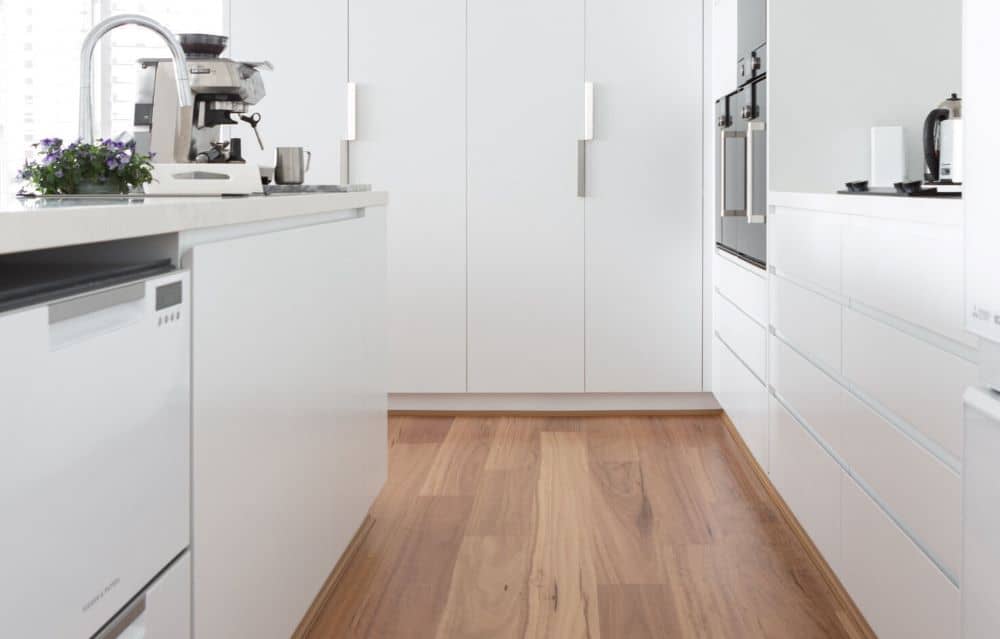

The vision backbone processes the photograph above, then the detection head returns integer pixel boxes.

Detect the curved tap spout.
[78,14,191,143]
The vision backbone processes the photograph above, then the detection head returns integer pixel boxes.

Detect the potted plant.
[17,138,155,195]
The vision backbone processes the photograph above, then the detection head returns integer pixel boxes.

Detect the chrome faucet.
[78,14,192,159]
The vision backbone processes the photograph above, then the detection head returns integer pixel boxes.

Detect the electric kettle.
[924,93,963,184]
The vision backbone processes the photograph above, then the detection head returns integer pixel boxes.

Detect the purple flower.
[54,169,64,178]
[43,151,60,165]
[106,157,119,170]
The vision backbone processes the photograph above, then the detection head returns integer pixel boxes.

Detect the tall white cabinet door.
[229,0,347,184]
[349,0,468,392]
[467,0,585,392]
[584,0,703,391]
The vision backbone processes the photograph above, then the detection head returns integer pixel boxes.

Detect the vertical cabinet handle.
[745,120,766,223]
[578,82,594,198]
[341,81,357,184]
[719,128,747,218]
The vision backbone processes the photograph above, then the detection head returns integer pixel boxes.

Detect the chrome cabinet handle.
[578,82,594,198]
[719,128,746,217]
[341,81,357,184]
[745,120,766,224]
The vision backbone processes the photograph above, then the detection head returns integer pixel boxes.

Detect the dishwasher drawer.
[0,271,190,639]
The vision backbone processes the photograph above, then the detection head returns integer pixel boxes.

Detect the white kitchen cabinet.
[711,0,738,100]
[841,391,961,579]
[584,0,703,392]
[840,473,960,639]
[466,0,586,392]
[769,208,843,294]
[770,337,845,454]
[770,275,842,372]
[716,251,767,325]
[349,0,468,392]
[187,213,387,639]
[842,217,969,346]
[843,308,975,461]
[229,0,348,184]
[769,397,842,574]
[714,336,768,470]
[716,292,766,381]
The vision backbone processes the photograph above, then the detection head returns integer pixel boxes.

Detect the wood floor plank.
[525,432,601,639]
[484,417,541,470]
[420,417,495,496]
[597,584,683,638]
[435,535,533,639]
[585,418,666,585]
[347,495,473,638]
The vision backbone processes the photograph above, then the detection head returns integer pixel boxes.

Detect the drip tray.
[264,184,372,195]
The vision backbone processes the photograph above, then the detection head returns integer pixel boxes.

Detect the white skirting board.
[388,393,720,413]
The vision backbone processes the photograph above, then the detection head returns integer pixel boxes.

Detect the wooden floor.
[307,416,863,638]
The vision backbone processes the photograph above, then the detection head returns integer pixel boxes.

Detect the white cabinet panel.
[350,0,468,392]
[843,217,968,345]
[711,0,738,100]
[716,251,768,325]
[769,208,843,294]
[467,0,585,391]
[770,337,844,454]
[229,0,347,184]
[585,0,703,392]
[841,474,960,639]
[771,275,842,372]
[716,292,766,381]
[965,0,1000,344]
[843,309,975,460]
[769,397,841,573]
[715,337,768,470]
[190,214,387,639]
[841,392,961,579]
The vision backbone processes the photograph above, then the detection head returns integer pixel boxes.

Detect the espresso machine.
[133,33,271,195]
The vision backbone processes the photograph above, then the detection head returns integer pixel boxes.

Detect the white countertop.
[770,190,963,226]
[0,191,388,255]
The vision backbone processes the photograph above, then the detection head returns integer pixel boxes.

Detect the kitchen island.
[0,191,389,639]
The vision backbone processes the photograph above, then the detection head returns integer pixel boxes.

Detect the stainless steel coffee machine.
[134,33,272,194]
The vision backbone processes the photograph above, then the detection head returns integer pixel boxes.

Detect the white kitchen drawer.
[716,292,766,381]
[769,208,843,294]
[771,274,842,372]
[769,397,842,574]
[840,473,960,639]
[770,337,844,454]
[715,336,769,471]
[843,309,975,461]
[841,392,961,579]
[716,251,767,325]
[843,217,969,346]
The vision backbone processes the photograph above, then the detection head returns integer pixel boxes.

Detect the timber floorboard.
[306,415,862,638]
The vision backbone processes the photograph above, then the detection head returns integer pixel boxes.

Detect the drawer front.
[769,208,842,294]
[841,392,961,579]
[769,397,841,573]
[841,474,960,639]
[843,217,968,345]
[715,336,769,470]
[716,252,767,325]
[770,337,844,453]
[716,292,766,380]
[843,309,975,460]
[771,275,842,372]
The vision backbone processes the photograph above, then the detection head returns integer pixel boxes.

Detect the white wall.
[770,0,961,193]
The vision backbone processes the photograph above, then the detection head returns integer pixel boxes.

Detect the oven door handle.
[720,128,747,218]
[745,120,766,224]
